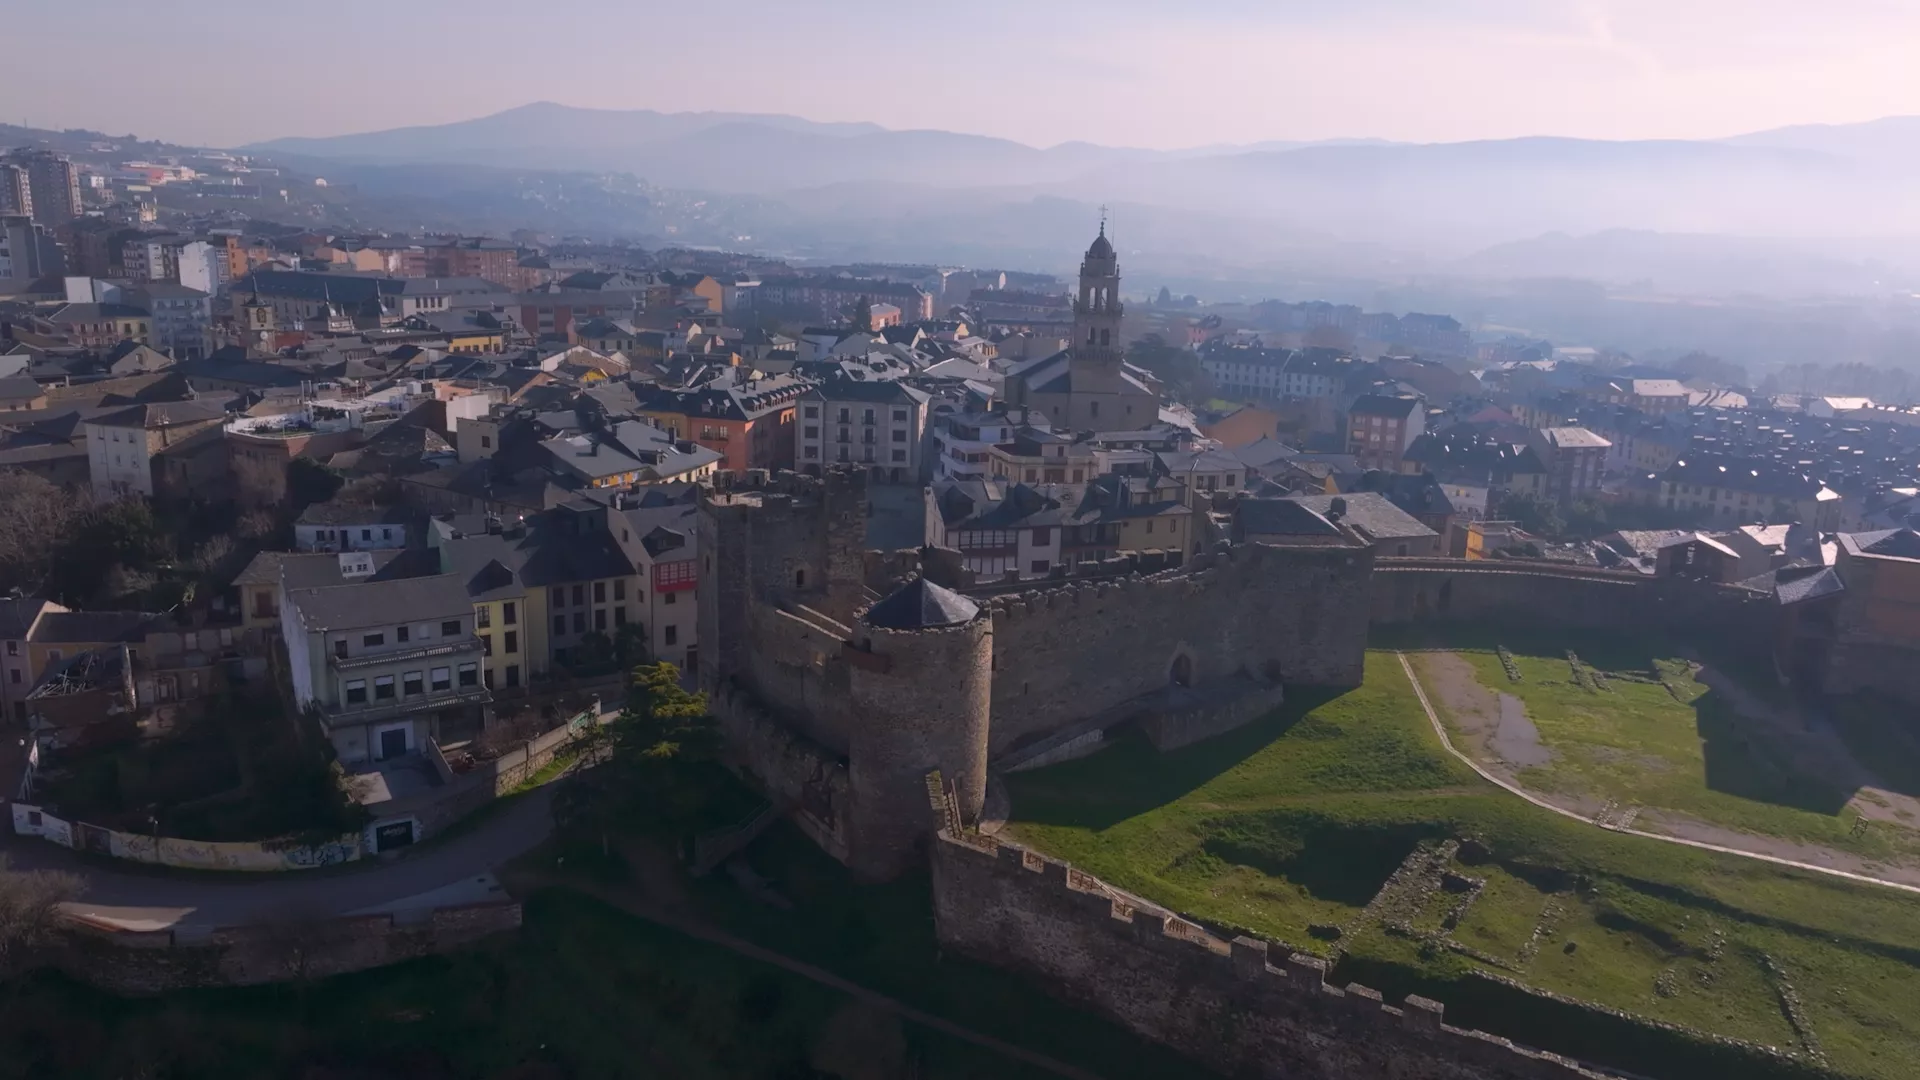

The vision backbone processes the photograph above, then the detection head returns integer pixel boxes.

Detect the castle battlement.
[930,823,1616,1079]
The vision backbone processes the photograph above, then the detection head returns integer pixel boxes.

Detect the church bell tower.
[1072,217,1124,389]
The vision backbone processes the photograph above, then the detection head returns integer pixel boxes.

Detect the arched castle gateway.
[697,466,1374,880]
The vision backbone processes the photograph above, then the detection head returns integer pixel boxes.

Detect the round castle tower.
[846,576,993,881]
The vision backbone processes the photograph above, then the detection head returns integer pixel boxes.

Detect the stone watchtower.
[845,577,993,881]
[1071,221,1125,395]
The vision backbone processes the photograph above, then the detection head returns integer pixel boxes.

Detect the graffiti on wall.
[8,805,363,871]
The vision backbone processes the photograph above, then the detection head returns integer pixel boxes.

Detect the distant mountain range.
[245,103,1920,295]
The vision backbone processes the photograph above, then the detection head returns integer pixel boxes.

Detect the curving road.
[2,787,557,931]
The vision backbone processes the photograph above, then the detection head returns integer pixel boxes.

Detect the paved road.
[1,786,557,931]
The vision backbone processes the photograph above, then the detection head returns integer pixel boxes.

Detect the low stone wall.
[48,901,522,993]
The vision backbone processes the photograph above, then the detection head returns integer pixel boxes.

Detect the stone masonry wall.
[49,902,522,994]
[986,543,1372,756]
[1370,562,1772,651]
[929,830,1609,1080]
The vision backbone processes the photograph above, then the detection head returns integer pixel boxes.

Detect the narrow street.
[2,786,557,930]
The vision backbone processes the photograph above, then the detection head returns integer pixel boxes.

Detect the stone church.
[1004,224,1162,431]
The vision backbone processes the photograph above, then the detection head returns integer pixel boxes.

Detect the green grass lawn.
[1003,649,1920,1080]
[1416,640,1920,862]
[0,887,1146,1080]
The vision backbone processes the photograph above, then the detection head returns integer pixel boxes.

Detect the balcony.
[331,638,483,671]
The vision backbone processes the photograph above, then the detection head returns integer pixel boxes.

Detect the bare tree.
[0,855,84,974]
[0,470,82,595]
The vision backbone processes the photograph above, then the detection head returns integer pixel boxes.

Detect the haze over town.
[11,8,1920,1080]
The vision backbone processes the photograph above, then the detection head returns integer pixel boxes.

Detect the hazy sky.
[14,0,1920,149]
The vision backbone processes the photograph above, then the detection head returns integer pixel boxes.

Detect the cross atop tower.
[1098,204,1108,234]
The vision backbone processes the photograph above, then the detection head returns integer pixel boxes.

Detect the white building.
[279,569,489,765]
[795,379,930,483]
[84,399,231,500]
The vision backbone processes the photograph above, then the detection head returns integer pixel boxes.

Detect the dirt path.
[1412,652,1554,776]
[1396,652,1920,897]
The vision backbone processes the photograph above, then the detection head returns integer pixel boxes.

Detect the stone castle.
[695,466,1375,879]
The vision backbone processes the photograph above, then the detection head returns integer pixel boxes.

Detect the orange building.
[635,374,811,475]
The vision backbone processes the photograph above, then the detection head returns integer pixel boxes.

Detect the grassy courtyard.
[1410,635,1920,863]
[1004,649,1920,1080]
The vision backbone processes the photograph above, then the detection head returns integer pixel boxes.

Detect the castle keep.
[696,468,1374,879]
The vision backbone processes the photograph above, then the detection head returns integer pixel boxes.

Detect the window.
[1031,526,1051,545]
[441,620,460,636]
[397,624,411,642]
[361,529,373,541]
[8,670,17,685]
[1089,401,1099,418]
[403,671,423,696]
[553,614,566,634]
[457,662,477,687]
[573,612,586,634]
[805,447,819,459]
[504,630,518,654]
[480,633,492,657]
[664,625,678,646]
[594,581,606,603]
[615,606,628,626]
[362,632,385,648]
[664,591,677,605]
[804,405,819,418]
[1146,520,1155,534]
[613,580,626,601]
[551,586,565,608]
[1031,560,1051,574]
[505,664,521,688]
[484,668,494,690]
[837,408,850,423]
[503,601,517,626]
[344,679,367,704]
[572,585,584,606]
[893,409,907,422]
[334,639,348,660]
[374,675,395,700]
[480,435,492,448]
[892,450,906,463]
[4,641,14,657]
[382,528,393,541]
[431,667,451,692]
[804,426,818,438]
[475,606,490,629]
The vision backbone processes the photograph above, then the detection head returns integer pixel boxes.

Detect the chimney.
[1327,497,1347,523]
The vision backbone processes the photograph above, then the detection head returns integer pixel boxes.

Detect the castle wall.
[711,680,852,862]
[48,902,522,994]
[1368,561,1773,653]
[929,831,1607,1080]
[985,544,1372,756]
[848,614,993,880]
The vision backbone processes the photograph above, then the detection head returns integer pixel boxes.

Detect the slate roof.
[285,574,472,631]
[1348,394,1421,419]
[1237,498,1342,537]
[864,577,979,630]
[1855,528,1920,559]
[1773,565,1847,606]
[90,398,232,429]
[29,610,157,644]
[1285,492,1437,540]
[0,376,44,402]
